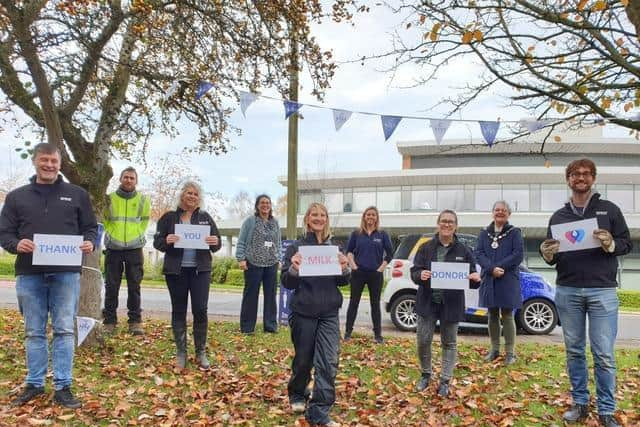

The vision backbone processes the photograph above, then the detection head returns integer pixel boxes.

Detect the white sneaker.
[325,421,340,427]
[291,402,305,413]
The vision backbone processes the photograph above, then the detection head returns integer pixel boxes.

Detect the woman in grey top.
[236,195,281,334]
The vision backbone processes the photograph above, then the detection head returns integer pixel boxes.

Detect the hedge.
[618,290,640,308]
[225,269,245,287]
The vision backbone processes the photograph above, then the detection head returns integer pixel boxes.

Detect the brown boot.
[128,322,144,336]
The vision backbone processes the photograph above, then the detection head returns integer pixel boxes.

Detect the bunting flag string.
[194,86,606,146]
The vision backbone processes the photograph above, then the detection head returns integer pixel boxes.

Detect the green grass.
[0,309,638,426]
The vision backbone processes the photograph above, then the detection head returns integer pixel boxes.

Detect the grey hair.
[176,180,203,208]
[492,200,512,214]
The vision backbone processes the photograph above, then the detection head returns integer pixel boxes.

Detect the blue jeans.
[16,272,80,390]
[555,286,618,415]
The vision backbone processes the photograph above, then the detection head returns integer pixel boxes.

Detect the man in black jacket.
[540,158,631,427]
[0,143,97,409]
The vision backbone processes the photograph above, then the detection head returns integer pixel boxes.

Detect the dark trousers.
[165,268,211,331]
[345,270,383,336]
[103,248,143,324]
[288,313,340,425]
[240,263,278,333]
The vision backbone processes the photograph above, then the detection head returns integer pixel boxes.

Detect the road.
[1,280,639,347]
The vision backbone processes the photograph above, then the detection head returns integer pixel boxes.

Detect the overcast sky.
[2,4,632,218]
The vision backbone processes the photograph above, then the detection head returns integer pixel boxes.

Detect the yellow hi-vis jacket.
[103,191,151,250]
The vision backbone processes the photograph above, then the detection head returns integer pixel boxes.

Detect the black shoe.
[343,331,352,341]
[563,404,589,423]
[484,350,499,362]
[53,386,82,409]
[11,384,45,406]
[504,353,517,365]
[437,381,450,397]
[374,335,384,344]
[599,415,620,427]
[416,374,431,392]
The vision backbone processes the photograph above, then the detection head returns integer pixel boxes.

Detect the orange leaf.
[473,29,483,42]
[462,31,473,44]
[577,0,588,11]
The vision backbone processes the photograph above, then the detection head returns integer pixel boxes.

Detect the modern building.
[217,126,640,287]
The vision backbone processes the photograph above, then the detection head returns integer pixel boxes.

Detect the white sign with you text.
[299,245,341,277]
[32,234,83,266]
[174,224,210,249]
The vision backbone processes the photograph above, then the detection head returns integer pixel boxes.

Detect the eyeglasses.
[569,171,594,179]
[438,219,456,225]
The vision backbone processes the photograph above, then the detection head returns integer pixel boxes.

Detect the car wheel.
[517,298,558,335]
[390,293,417,332]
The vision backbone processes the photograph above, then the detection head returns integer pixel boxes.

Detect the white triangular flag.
[164,81,179,101]
[239,91,259,117]
[76,316,97,347]
[332,109,352,131]
[430,119,451,145]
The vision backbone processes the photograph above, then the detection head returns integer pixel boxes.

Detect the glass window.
[324,192,344,213]
[437,185,465,211]
[606,185,634,213]
[298,192,321,214]
[411,187,437,210]
[475,185,502,211]
[541,185,568,211]
[503,185,530,212]
[377,190,401,212]
[352,190,376,212]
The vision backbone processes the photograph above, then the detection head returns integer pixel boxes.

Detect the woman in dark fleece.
[281,202,350,427]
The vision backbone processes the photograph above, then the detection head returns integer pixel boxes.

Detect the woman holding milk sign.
[410,209,481,398]
[281,202,350,427]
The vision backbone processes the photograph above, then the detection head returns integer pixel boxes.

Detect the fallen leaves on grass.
[0,309,638,426]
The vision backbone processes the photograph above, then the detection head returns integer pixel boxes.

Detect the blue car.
[382,234,559,335]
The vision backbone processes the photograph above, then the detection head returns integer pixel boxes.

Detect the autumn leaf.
[462,31,474,44]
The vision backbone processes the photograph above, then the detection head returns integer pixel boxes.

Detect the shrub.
[618,290,640,309]
[212,256,239,284]
[225,269,245,287]
[0,254,15,276]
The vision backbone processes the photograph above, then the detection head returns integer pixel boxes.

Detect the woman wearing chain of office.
[474,201,524,366]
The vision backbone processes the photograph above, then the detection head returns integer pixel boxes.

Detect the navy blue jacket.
[0,175,97,275]
[153,207,221,275]
[410,234,477,322]
[543,193,632,288]
[346,229,393,272]
[281,232,351,318]
[475,222,524,309]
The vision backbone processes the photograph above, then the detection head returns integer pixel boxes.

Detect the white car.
[383,234,559,335]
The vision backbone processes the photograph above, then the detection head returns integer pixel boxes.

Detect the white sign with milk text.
[174,224,210,249]
[430,261,470,290]
[32,234,83,266]
[299,245,341,277]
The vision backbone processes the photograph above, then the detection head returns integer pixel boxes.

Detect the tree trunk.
[627,0,640,40]
[79,249,103,347]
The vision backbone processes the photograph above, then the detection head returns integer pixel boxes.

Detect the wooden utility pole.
[286,32,299,240]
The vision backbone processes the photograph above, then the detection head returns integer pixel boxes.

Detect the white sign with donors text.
[32,234,83,266]
[173,224,210,249]
[298,245,341,277]
[430,261,470,290]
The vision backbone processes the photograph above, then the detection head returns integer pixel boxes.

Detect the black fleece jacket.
[281,232,351,318]
[543,193,632,288]
[0,175,97,275]
[153,207,221,275]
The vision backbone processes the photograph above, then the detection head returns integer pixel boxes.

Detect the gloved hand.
[593,229,615,253]
[540,239,560,262]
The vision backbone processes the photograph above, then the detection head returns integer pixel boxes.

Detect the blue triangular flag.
[479,121,500,146]
[332,109,352,131]
[381,115,403,141]
[284,100,302,119]
[195,81,214,100]
[519,119,550,133]
[239,91,259,117]
[430,119,451,145]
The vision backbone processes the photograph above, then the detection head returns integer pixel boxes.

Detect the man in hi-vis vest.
[102,167,151,335]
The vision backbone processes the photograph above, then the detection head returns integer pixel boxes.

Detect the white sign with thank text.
[430,262,470,290]
[32,234,83,266]
[173,224,210,249]
[299,245,341,277]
